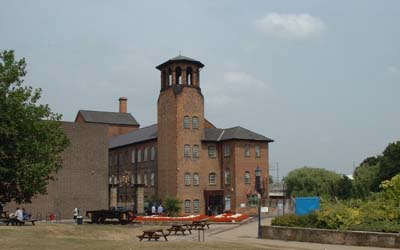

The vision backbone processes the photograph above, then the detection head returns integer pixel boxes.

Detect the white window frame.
[184,173,191,186]
[193,145,199,158]
[144,147,148,161]
[193,199,200,213]
[184,200,191,213]
[184,116,190,129]
[245,144,250,157]
[192,116,199,129]
[208,146,216,158]
[224,145,230,157]
[184,144,190,158]
[209,173,216,185]
[151,146,156,161]
[137,149,142,162]
[193,173,199,186]
[131,150,136,163]
[245,171,251,184]
[255,145,261,157]
[144,173,148,186]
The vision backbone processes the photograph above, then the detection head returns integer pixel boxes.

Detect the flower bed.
[136,213,249,223]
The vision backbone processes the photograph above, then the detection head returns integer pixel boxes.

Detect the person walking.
[157,204,163,215]
[151,204,156,215]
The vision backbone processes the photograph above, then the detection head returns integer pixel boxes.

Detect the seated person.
[15,207,23,223]
[22,208,31,220]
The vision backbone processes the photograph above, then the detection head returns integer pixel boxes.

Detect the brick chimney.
[119,97,127,113]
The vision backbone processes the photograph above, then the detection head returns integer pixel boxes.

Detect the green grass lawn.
[0,223,258,250]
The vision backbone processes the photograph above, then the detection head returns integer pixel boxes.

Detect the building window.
[185,200,191,213]
[255,145,261,157]
[151,146,156,161]
[192,116,199,129]
[224,169,231,185]
[193,145,199,158]
[245,144,250,157]
[109,175,113,184]
[130,175,135,185]
[144,173,148,186]
[184,116,190,129]
[137,174,142,184]
[193,173,199,186]
[193,199,200,213]
[209,173,216,185]
[184,173,191,186]
[137,149,142,162]
[208,146,216,158]
[184,144,190,158]
[224,145,230,157]
[245,171,251,184]
[151,172,155,186]
[144,147,148,161]
[131,150,136,163]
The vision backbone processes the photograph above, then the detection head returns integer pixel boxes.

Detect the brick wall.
[5,122,109,219]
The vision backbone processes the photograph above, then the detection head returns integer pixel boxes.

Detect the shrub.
[163,197,181,216]
[315,201,361,230]
[272,213,319,228]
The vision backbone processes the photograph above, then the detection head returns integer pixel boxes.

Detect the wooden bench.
[137,229,168,241]
[6,218,37,226]
[166,224,191,235]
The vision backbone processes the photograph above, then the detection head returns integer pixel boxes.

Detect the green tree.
[284,167,343,198]
[163,197,182,216]
[0,50,69,204]
[379,141,400,184]
[352,163,380,198]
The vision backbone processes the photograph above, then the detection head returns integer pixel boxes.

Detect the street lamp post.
[255,166,262,239]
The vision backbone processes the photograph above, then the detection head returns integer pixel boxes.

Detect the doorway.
[204,190,224,215]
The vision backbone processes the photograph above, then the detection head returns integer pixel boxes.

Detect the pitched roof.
[203,126,274,142]
[77,110,139,126]
[156,55,204,70]
[109,124,157,149]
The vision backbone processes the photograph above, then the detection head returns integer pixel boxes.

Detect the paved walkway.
[167,217,390,250]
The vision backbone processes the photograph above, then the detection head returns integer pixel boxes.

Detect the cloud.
[255,13,325,39]
[223,71,268,89]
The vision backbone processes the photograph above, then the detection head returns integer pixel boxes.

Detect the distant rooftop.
[109,124,157,149]
[77,110,140,126]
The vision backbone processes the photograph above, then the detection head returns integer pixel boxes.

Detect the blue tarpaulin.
[295,197,320,215]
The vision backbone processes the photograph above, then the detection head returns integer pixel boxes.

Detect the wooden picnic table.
[6,218,37,226]
[137,229,168,241]
[166,223,191,235]
[190,219,210,230]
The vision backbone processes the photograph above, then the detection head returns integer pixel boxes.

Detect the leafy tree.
[163,197,181,216]
[284,167,343,198]
[336,175,353,199]
[0,50,69,204]
[379,141,400,184]
[352,163,380,198]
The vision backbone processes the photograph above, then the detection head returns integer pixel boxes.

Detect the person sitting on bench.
[22,208,31,220]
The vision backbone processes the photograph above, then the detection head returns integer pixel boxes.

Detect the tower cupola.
[156,55,204,91]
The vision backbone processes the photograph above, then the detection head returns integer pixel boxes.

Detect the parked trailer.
[86,209,135,224]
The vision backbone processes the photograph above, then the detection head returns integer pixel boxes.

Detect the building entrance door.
[204,190,224,215]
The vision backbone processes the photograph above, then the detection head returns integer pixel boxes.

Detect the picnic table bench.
[189,218,210,230]
[6,218,37,226]
[166,224,191,235]
[137,229,168,241]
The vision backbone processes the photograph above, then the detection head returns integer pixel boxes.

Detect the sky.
[1,0,399,180]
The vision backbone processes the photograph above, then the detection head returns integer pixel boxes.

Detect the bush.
[315,201,361,230]
[163,197,181,216]
[272,213,319,228]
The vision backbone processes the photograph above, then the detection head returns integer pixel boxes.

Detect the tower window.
[168,68,172,86]
[255,145,261,157]
[184,144,190,158]
[184,116,190,129]
[192,116,199,129]
[224,145,230,157]
[184,173,191,186]
[193,199,200,213]
[208,146,216,158]
[193,173,199,185]
[245,171,251,184]
[187,67,193,85]
[131,150,136,163]
[193,145,199,158]
[225,169,231,185]
[176,67,182,85]
[209,173,217,185]
[245,144,250,157]
[185,200,191,213]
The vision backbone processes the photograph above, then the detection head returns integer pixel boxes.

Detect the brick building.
[105,56,274,215]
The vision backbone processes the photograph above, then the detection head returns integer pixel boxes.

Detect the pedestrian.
[73,207,79,223]
[157,204,163,215]
[151,204,156,215]
[0,202,4,218]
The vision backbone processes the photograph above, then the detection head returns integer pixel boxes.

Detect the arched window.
[255,145,261,157]
[184,173,191,186]
[193,199,200,213]
[183,116,190,129]
[168,68,172,86]
[245,171,251,184]
[184,200,191,213]
[193,173,199,185]
[144,172,148,186]
[184,144,190,158]
[209,172,216,185]
[186,67,193,85]
[176,67,182,84]
[225,169,231,185]
[192,116,199,129]
[137,174,142,184]
[144,147,148,161]
[137,149,142,162]
[192,145,199,158]
[150,146,156,161]
[151,172,155,186]
[131,150,136,163]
